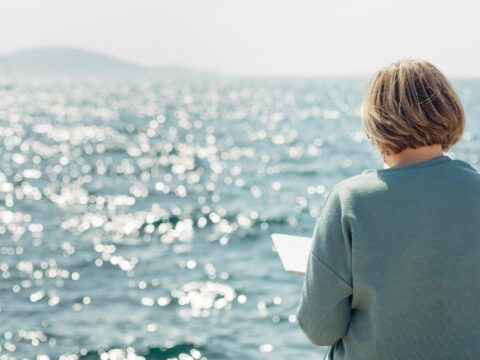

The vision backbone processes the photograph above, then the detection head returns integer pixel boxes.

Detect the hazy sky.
[1,0,479,77]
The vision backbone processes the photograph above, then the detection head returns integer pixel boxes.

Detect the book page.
[271,233,312,276]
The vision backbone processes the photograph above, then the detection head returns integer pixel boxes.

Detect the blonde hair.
[361,59,465,156]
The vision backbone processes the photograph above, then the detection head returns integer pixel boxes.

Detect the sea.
[0,76,479,360]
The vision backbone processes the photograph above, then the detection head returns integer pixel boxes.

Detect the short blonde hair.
[361,59,465,155]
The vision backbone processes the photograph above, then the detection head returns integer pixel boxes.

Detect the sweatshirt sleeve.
[295,185,353,346]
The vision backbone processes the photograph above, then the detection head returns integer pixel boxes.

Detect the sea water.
[0,77,478,360]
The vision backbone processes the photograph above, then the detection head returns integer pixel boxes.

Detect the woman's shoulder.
[449,158,479,174]
[331,158,480,202]
[334,169,384,190]
[329,171,387,203]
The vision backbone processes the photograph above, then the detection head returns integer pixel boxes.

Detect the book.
[271,233,312,276]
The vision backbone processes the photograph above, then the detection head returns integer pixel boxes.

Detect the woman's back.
[296,155,480,359]
[344,154,480,358]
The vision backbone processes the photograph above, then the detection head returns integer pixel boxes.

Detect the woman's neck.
[382,144,444,169]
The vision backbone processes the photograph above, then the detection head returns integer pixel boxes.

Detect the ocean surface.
[0,77,479,360]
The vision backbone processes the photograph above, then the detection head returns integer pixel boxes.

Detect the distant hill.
[0,47,205,77]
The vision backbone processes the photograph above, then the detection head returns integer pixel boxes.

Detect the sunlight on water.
[0,77,478,359]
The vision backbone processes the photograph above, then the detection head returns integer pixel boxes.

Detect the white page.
[271,233,312,276]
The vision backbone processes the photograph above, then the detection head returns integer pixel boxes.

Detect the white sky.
[0,0,479,77]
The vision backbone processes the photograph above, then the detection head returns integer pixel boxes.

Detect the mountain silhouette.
[0,47,205,77]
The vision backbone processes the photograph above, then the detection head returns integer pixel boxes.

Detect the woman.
[296,59,480,359]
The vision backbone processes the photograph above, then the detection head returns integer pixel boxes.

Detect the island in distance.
[0,47,211,78]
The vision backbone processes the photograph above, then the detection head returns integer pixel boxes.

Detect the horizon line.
[2,45,480,79]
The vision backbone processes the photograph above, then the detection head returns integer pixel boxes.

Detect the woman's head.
[361,59,465,156]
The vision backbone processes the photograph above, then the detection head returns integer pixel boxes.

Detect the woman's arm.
[295,185,353,346]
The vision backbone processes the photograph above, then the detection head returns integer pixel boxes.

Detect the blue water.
[0,77,479,360]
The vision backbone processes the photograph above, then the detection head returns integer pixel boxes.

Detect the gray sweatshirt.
[296,154,480,359]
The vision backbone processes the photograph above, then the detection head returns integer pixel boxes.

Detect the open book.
[271,233,312,276]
